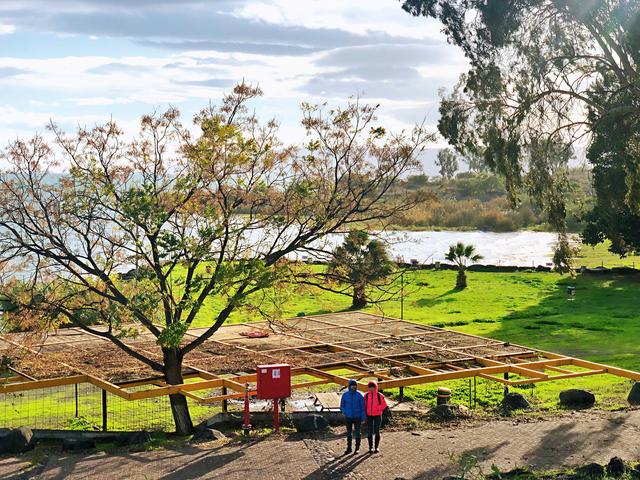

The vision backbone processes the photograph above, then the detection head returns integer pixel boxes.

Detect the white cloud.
[0,24,16,35]
[0,0,466,153]
[231,0,444,41]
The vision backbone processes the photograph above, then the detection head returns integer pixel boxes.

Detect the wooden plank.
[509,365,548,379]
[128,378,225,400]
[377,365,509,389]
[545,365,574,375]
[508,369,607,385]
[0,375,88,393]
[570,358,640,381]
[292,379,331,389]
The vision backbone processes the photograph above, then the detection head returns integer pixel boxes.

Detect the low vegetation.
[390,169,591,232]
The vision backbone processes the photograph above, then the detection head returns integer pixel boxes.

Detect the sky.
[0,0,469,173]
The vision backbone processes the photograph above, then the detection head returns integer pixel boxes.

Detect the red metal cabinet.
[256,364,291,399]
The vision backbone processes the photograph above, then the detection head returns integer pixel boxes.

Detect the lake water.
[381,230,558,267]
[292,230,559,267]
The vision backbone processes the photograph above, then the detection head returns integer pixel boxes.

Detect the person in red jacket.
[364,380,387,453]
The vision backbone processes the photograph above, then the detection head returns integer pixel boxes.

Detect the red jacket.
[364,381,387,416]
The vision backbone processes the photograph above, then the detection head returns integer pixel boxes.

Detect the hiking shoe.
[343,448,352,455]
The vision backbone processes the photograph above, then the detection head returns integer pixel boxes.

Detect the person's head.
[368,381,376,392]
[348,379,357,391]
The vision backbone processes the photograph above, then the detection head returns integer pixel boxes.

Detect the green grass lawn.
[192,267,640,371]
[575,241,640,268]
[4,261,639,431]
[181,265,640,413]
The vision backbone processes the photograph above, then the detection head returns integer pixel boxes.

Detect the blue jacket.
[340,379,366,421]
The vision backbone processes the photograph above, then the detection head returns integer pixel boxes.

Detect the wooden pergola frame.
[2,312,639,403]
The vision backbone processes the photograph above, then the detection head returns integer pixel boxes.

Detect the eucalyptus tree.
[0,83,432,433]
[402,0,640,263]
[436,148,459,180]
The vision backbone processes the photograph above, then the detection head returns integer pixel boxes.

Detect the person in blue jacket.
[340,379,366,455]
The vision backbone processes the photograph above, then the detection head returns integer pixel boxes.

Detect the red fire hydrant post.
[242,382,252,436]
[273,398,279,433]
[256,364,291,435]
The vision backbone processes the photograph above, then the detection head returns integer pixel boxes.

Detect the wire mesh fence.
[0,383,221,432]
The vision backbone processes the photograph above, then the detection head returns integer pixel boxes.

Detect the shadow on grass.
[485,272,640,369]
[415,287,463,308]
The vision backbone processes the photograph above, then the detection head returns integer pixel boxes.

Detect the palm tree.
[328,231,394,309]
[444,242,483,289]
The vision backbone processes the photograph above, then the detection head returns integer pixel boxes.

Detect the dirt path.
[3,409,640,480]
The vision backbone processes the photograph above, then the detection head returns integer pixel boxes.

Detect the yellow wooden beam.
[0,375,88,393]
[508,369,607,385]
[570,358,640,381]
[377,365,509,389]
[128,378,225,400]
[509,365,548,379]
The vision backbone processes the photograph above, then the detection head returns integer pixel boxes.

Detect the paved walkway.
[3,409,640,480]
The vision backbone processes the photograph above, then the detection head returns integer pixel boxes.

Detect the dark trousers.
[345,418,362,450]
[367,415,382,450]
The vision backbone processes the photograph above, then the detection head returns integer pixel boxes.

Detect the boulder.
[115,431,152,446]
[428,404,470,422]
[502,393,530,412]
[628,382,640,406]
[607,457,627,477]
[574,463,605,479]
[293,414,329,433]
[62,438,96,452]
[127,431,152,445]
[192,427,226,443]
[559,389,595,409]
[0,427,34,454]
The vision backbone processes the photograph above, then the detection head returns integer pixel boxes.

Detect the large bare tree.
[0,83,432,433]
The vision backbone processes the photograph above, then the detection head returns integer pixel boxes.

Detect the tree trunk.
[456,269,467,289]
[352,283,367,309]
[163,349,194,435]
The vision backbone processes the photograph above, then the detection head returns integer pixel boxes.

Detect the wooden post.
[503,372,509,396]
[473,377,477,408]
[101,389,107,432]
[399,386,404,401]
[222,386,228,413]
[74,383,79,418]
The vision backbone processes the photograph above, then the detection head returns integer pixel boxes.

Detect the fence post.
[74,384,79,418]
[101,389,107,431]
[222,386,228,413]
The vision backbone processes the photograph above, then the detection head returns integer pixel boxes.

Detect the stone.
[427,404,470,422]
[62,438,96,452]
[128,431,152,445]
[0,427,34,454]
[607,457,627,477]
[628,382,640,405]
[502,393,530,411]
[574,463,605,479]
[116,431,152,446]
[293,414,330,433]
[192,427,226,443]
[559,389,596,409]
